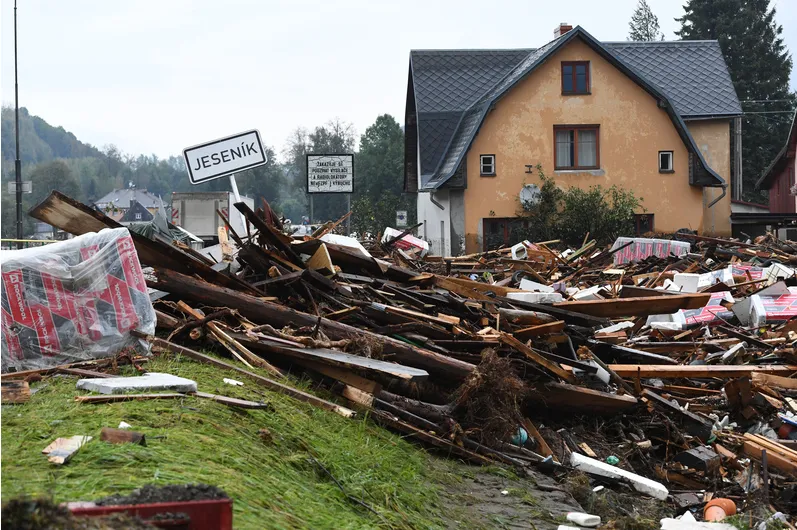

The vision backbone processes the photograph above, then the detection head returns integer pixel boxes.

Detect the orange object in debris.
[703,498,736,522]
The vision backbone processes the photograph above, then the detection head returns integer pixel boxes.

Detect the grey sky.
[2,0,796,161]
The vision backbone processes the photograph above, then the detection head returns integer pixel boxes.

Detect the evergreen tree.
[676,0,796,201]
[628,0,664,41]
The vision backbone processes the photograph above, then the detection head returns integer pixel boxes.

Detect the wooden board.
[514,321,565,340]
[743,441,797,475]
[42,435,92,465]
[499,333,575,383]
[601,364,797,378]
[531,382,638,413]
[751,372,797,391]
[553,293,711,318]
[1,380,30,404]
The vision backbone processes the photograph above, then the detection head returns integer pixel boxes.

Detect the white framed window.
[135,212,142,220]
[659,151,674,173]
[480,154,496,176]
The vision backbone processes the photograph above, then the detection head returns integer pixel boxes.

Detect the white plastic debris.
[507,292,563,303]
[501,490,509,496]
[223,378,244,386]
[567,512,601,528]
[570,452,669,500]
[511,241,530,260]
[320,233,372,258]
[118,421,132,430]
[660,518,735,530]
[519,278,554,293]
[596,321,635,334]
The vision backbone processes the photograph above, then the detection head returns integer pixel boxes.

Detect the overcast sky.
[2,0,796,162]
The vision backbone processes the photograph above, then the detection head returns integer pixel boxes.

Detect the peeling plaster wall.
[461,39,710,254]
[687,120,733,236]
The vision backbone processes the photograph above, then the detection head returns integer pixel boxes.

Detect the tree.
[628,0,664,41]
[352,114,416,234]
[676,0,796,201]
[28,160,80,205]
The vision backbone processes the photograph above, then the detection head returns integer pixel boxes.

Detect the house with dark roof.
[404,24,742,255]
[118,200,155,224]
[94,188,164,222]
[755,109,797,214]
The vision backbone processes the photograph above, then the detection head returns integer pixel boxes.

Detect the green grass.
[1,353,470,529]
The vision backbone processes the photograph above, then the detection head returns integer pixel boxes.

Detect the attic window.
[659,151,674,173]
[480,154,496,176]
[135,213,142,220]
[562,61,590,94]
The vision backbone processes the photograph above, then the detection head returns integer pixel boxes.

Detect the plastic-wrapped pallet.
[611,237,690,265]
[1,227,155,372]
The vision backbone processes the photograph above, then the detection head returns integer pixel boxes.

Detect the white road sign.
[307,154,354,193]
[396,210,408,227]
[183,130,267,185]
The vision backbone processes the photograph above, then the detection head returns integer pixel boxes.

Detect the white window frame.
[480,154,496,176]
[659,151,674,173]
[135,212,142,220]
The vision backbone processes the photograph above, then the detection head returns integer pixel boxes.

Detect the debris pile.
[7,190,797,527]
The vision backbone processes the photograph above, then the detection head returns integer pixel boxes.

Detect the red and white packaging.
[1,228,155,372]
[381,227,429,257]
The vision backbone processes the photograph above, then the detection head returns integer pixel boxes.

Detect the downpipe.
[707,185,727,208]
[430,192,445,210]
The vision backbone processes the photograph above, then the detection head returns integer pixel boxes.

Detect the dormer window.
[562,61,590,95]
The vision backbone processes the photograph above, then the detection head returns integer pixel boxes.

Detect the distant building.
[93,188,163,221]
[118,200,155,224]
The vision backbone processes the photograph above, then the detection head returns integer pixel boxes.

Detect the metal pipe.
[707,185,727,209]
[14,0,22,249]
[430,192,444,210]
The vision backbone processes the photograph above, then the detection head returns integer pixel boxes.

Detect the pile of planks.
[24,191,797,518]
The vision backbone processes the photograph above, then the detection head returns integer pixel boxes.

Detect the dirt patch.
[438,461,583,530]
[94,483,227,506]
[1,498,153,529]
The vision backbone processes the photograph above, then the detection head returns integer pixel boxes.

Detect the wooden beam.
[499,333,576,383]
[553,293,711,318]
[531,382,638,413]
[751,372,797,391]
[600,364,797,378]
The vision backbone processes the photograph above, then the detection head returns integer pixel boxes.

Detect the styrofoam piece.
[320,233,372,258]
[596,321,635,334]
[660,518,736,530]
[118,421,132,429]
[380,228,429,258]
[673,267,734,293]
[519,278,554,293]
[506,292,563,304]
[76,372,197,395]
[672,273,700,293]
[569,452,669,500]
[765,263,794,285]
[558,526,584,530]
[572,285,604,301]
[646,311,686,330]
[567,512,601,528]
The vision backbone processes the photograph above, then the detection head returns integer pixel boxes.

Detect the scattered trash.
[223,378,244,386]
[76,372,198,395]
[100,427,146,446]
[42,435,92,465]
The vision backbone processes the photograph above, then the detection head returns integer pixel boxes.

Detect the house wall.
[417,190,451,256]
[687,119,733,235]
[460,39,720,254]
[766,140,796,214]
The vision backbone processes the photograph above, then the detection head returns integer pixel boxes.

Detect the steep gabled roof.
[407,27,740,191]
[94,188,162,209]
[755,109,797,190]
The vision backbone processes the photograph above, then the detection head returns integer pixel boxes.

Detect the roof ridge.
[604,40,719,45]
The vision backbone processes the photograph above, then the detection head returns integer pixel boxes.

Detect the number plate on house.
[183,130,267,185]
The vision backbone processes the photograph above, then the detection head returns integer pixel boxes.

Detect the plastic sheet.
[611,237,690,265]
[1,228,155,372]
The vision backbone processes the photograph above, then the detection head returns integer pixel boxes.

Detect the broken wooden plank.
[751,372,797,391]
[192,391,272,409]
[642,389,713,441]
[1,380,30,404]
[532,382,638,413]
[499,333,576,383]
[520,417,557,462]
[553,293,711,318]
[58,368,115,379]
[514,321,565,340]
[604,364,797,378]
[498,308,558,326]
[306,243,336,275]
[42,435,92,465]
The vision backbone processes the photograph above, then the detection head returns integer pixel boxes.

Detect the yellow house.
[404,25,742,256]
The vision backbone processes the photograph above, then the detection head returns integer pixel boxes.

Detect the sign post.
[306,154,354,232]
[183,129,267,233]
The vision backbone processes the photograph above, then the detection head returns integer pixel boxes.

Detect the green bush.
[515,165,644,246]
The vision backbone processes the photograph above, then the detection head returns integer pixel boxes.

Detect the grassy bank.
[1,354,466,529]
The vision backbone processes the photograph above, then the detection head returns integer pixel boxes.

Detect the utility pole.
[14,0,23,249]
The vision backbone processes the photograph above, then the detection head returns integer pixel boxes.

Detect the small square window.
[480,154,496,176]
[659,151,674,173]
[562,61,590,95]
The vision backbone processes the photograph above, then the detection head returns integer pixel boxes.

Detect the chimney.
[554,23,573,38]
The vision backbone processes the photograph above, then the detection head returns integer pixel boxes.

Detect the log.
[151,268,475,379]
[751,372,797,391]
[530,382,638,413]
[499,308,557,326]
[553,293,711,318]
[499,333,576,383]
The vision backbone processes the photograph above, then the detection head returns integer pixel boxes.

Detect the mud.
[1,498,153,529]
[94,483,227,506]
